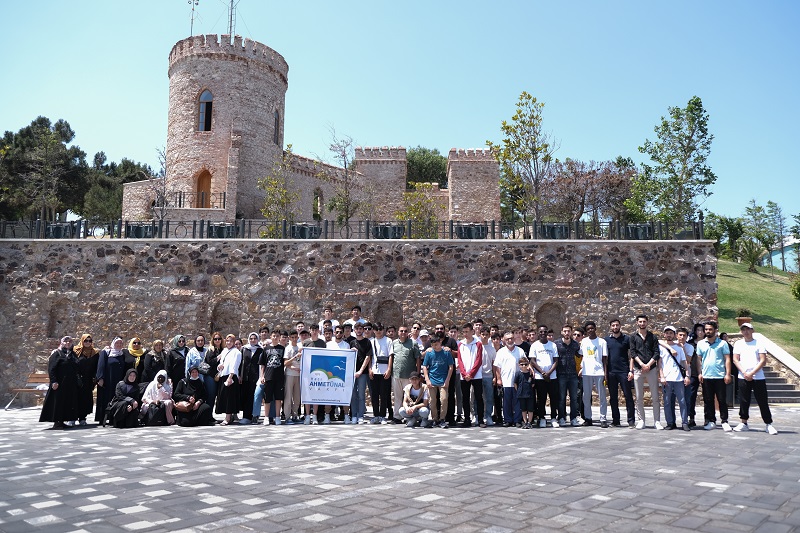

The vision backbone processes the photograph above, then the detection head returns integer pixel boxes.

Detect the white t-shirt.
[494,346,523,387]
[370,336,393,374]
[480,340,496,376]
[659,344,686,382]
[580,337,608,377]
[529,340,558,380]
[327,340,351,350]
[284,344,300,377]
[319,319,340,331]
[733,339,766,380]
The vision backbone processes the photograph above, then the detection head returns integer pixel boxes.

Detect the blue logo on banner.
[310,355,347,382]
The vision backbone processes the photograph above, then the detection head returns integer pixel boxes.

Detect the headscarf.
[59,336,73,351]
[74,333,98,358]
[128,337,145,368]
[109,337,125,357]
[171,334,186,354]
[143,369,172,402]
[120,368,138,395]
[150,340,166,361]
[247,332,260,350]
[188,364,201,380]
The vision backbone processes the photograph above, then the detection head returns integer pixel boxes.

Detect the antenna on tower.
[188,0,199,36]
[227,0,239,36]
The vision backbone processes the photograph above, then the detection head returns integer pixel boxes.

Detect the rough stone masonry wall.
[447,149,501,222]
[0,239,717,399]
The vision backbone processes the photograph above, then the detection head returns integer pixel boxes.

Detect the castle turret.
[447,149,500,222]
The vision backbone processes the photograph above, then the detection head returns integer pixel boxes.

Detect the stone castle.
[121,34,501,223]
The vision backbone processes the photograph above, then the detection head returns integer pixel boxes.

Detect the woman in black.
[74,333,99,426]
[165,334,188,388]
[125,337,148,386]
[203,332,224,410]
[173,365,216,426]
[95,337,128,423]
[39,336,81,429]
[107,368,142,428]
[141,339,167,383]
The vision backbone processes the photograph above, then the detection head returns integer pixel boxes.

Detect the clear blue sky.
[2,1,798,221]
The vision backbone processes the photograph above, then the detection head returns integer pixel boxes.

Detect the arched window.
[273,110,280,145]
[313,187,323,221]
[198,90,213,131]
[196,170,212,208]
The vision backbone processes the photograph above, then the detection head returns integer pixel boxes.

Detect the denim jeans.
[473,377,494,423]
[558,375,579,421]
[502,387,521,424]
[664,381,687,426]
[202,374,217,410]
[350,372,369,419]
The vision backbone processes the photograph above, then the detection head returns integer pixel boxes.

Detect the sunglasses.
[179,339,185,343]
[132,341,141,345]
[84,339,93,343]
[520,363,529,366]
[213,337,222,341]
[398,330,408,333]
[364,327,372,330]
[411,326,419,329]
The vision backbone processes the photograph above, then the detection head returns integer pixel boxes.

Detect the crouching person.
[173,365,216,426]
[140,370,176,426]
[399,372,430,428]
[107,369,142,428]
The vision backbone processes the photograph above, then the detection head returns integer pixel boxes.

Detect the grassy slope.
[716,259,799,358]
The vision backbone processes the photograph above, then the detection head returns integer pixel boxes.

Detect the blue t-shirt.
[514,370,534,398]
[422,349,453,386]
[697,338,730,379]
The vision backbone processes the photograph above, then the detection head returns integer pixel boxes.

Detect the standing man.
[529,325,559,428]
[677,327,700,427]
[478,326,497,426]
[494,332,524,427]
[457,323,486,428]
[421,334,453,428]
[319,306,340,331]
[659,326,691,431]
[732,323,778,434]
[696,321,733,432]
[605,319,635,428]
[349,323,373,424]
[343,305,367,327]
[391,325,422,424]
[368,322,393,424]
[630,314,663,430]
[580,321,608,428]
[555,324,581,427]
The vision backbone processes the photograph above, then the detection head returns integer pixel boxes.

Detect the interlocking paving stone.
[2,406,800,531]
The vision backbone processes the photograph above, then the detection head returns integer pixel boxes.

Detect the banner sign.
[300,347,355,405]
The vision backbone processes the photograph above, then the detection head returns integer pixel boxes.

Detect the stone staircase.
[757,366,800,403]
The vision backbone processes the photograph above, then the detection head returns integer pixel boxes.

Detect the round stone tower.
[166,34,288,220]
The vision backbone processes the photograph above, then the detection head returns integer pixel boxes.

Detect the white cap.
[739,322,754,329]
[663,325,677,333]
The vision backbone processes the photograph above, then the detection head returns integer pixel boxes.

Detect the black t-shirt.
[350,337,374,370]
[303,339,327,348]
[605,334,631,374]
[516,341,531,355]
[259,344,285,382]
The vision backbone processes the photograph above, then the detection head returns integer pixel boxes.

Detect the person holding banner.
[326,326,352,423]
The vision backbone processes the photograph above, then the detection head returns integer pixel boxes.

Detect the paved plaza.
[1,406,799,533]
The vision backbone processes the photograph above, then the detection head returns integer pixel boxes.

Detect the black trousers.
[607,371,635,424]
[369,373,391,418]
[738,379,772,424]
[535,378,559,419]
[461,378,484,425]
[702,378,729,423]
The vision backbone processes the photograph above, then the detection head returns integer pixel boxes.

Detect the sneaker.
[558,418,567,427]
[516,422,523,428]
[600,420,609,428]
[635,420,645,430]
[65,421,75,427]
[628,421,636,428]
[766,424,778,435]
[370,416,380,424]
[664,424,674,431]
[311,414,317,424]
[721,422,732,432]
[486,419,495,427]
[479,422,487,428]
[682,423,691,432]
[539,419,547,428]
[654,421,665,430]
[344,415,351,425]
[323,414,331,425]
[571,418,580,427]
[380,418,389,425]
[275,418,281,425]
[688,419,697,428]
[79,419,88,426]
[551,419,560,428]
[733,422,749,432]
[238,418,251,425]
[392,418,404,424]
[440,421,449,429]
[611,421,621,427]
[582,419,593,427]
[704,421,716,431]
[304,415,311,425]
[406,419,415,428]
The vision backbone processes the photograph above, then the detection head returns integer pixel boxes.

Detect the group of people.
[38,305,778,435]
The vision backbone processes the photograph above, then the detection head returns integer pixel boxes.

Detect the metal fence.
[0,218,705,241]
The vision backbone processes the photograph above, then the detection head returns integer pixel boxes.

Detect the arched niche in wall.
[374,300,404,329]
[211,298,243,336]
[534,301,565,332]
[195,169,212,208]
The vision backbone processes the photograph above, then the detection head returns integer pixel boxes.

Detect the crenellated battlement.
[355,146,407,161]
[447,148,495,161]
[168,34,289,84]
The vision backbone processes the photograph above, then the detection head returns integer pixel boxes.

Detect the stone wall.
[0,238,717,400]
[447,149,501,222]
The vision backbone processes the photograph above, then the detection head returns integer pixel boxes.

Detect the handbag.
[198,361,211,375]
[214,372,221,382]
[175,400,193,413]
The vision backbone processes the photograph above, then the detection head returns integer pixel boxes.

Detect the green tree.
[487,91,559,223]
[767,201,788,271]
[395,182,443,239]
[258,144,300,237]
[406,146,447,189]
[631,96,717,232]
[75,153,155,221]
[745,199,778,274]
[738,238,763,273]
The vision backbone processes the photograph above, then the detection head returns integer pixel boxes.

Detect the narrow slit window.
[198,90,213,131]
[273,110,280,145]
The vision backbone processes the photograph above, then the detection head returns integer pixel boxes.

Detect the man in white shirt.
[659,326,691,431]
[580,321,608,428]
[732,323,778,434]
[368,322,393,424]
[457,323,485,428]
[494,332,524,427]
[478,326,497,426]
[529,325,559,428]
[343,305,367,327]
[319,305,340,331]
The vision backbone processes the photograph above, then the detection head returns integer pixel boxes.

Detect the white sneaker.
[766,424,778,435]
[635,420,645,430]
[571,418,580,427]
[344,415,351,425]
[704,421,716,431]
[551,419,560,428]
[380,417,389,425]
[304,415,311,425]
[733,422,749,432]
[323,414,331,424]
[654,421,664,430]
[721,422,732,432]
[360,417,369,424]
[539,419,546,428]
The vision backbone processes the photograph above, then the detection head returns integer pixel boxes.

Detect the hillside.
[716,259,799,358]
